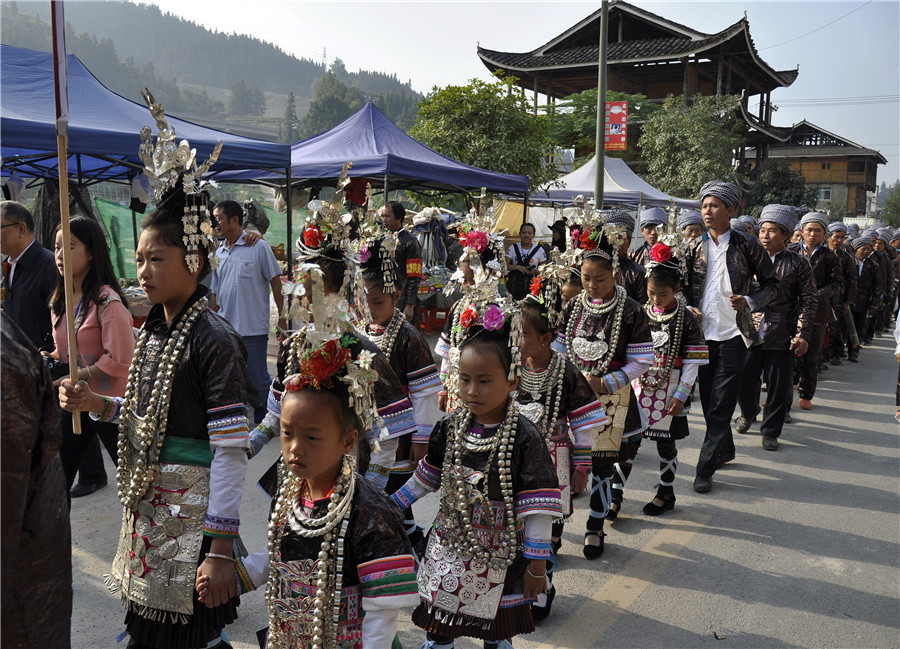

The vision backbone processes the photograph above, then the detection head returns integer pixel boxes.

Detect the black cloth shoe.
[531,583,556,622]
[848,355,859,363]
[784,412,793,423]
[762,436,779,451]
[643,493,676,516]
[70,480,107,498]
[605,499,622,522]
[830,357,842,366]
[693,476,713,493]
[583,531,605,559]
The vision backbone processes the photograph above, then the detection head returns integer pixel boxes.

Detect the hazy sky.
[143,0,900,184]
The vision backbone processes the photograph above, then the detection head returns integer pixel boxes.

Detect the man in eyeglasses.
[1,201,57,349]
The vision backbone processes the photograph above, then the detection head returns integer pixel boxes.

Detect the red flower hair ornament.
[650,242,672,264]
[303,224,325,249]
[530,276,543,296]
[287,339,352,391]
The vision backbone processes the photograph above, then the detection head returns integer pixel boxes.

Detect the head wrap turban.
[603,210,635,234]
[759,204,798,234]
[699,180,742,209]
[860,229,878,241]
[798,212,829,231]
[677,209,703,230]
[639,206,667,228]
[827,221,847,234]
[850,236,871,251]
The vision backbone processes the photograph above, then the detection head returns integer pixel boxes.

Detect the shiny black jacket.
[754,249,817,350]
[617,255,648,304]
[831,247,858,308]
[684,229,779,343]
[788,242,842,324]
[853,256,883,313]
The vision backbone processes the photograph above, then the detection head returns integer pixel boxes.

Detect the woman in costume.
[394,299,561,648]
[58,92,251,649]
[551,209,653,559]
[633,239,708,515]
[208,297,420,649]
[516,258,609,619]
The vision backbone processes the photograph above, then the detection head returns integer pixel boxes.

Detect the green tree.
[883,181,900,227]
[410,75,556,190]
[545,89,660,165]
[228,80,251,115]
[299,72,365,139]
[248,85,267,117]
[639,94,744,199]
[281,91,300,143]
[182,87,225,117]
[744,159,820,217]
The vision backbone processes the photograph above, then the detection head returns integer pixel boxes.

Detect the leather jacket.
[789,243,842,324]
[754,249,817,350]
[684,229,779,343]
[617,255,648,304]
[853,256,884,313]
[831,247,858,308]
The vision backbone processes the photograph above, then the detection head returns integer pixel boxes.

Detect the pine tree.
[281,92,300,143]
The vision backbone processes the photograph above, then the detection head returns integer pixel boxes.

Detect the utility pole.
[594,0,609,208]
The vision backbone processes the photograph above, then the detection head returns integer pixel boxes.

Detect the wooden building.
[477,0,798,170]
[747,121,887,215]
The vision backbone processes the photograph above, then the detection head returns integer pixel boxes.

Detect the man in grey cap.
[603,210,648,303]
[737,215,758,237]
[677,209,704,242]
[735,205,816,449]
[630,206,666,266]
[683,180,778,492]
[826,222,858,365]
[789,212,841,410]
[872,230,896,335]
[849,236,883,361]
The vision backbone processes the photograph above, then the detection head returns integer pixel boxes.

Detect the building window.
[821,162,831,170]
[816,187,832,201]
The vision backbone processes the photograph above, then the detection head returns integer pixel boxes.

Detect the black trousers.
[827,318,845,360]
[795,323,826,400]
[58,409,119,502]
[738,347,794,439]
[696,336,746,479]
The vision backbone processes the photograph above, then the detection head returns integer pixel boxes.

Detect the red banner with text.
[604,101,628,151]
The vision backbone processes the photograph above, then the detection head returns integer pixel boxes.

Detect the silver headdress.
[138,89,221,274]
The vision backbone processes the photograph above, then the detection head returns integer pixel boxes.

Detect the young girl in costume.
[203,332,420,648]
[58,94,251,649]
[359,237,442,548]
[394,315,562,648]
[552,213,653,559]
[632,241,708,515]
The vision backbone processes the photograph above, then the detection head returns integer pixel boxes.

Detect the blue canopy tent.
[0,45,291,183]
[530,155,699,210]
[216,102,530,196]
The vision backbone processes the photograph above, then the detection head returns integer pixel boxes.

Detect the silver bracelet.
[526,566,547,579]
[206,552,233,561]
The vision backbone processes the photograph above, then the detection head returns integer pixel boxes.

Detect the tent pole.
[285,166,293,329]
[523,194,529,227]
[383,175,389,204]
[635,192,643,252]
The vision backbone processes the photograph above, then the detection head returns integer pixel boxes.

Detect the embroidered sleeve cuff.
[413,458,442,492]
[435,334,452,360]
[378,398,417,441]
[523,537,553,560]
[359,555,420,610]
[551,334,568,357]
[523,514,553,559]
[407,366,442,396]
[204,514,240,538]
[266,381,284,418]
[601,371,628,395]
[515,488,563,519]
[568,400,611,436]
[682,345,709,362]
[572,445,592,468]
[673,381,693,403]
[89,396,123,423]
[234,556,257,593]
[207,403,251,449]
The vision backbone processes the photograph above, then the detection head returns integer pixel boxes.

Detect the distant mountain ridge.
[1,1,419,131]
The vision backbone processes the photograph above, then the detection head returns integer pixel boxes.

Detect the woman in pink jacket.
[48,217,135,500]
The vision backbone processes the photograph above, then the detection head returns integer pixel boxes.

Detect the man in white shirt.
[683,181,779,493]
[209,200,285,424]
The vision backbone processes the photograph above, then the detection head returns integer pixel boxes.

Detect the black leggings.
[58,409,119,502]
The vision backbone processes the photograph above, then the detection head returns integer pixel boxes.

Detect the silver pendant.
[519,401,545,424]
[651,330,670,349]
[573,336,609,361]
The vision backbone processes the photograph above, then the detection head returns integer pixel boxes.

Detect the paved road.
[70,335,900,648]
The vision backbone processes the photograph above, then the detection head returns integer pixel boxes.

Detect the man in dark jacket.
[381,201,423,321]
[735,205,817,450]
[683,181,779,492]
[1,313,72,649]
[789,212,842,410]
[629,205,666,266]
[872,231,895,335]
[0,200,58,349]
[849,237,883,361]
[826,222,858,365]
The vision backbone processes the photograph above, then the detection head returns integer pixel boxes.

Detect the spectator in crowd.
[381,201,423,321]
[210,199,285,424]
[826,222,858,366]
[1,200,57,349]
[605,210,648,304]
[505,222,547,300]
[630,206,667,266]
[678,209,704,242]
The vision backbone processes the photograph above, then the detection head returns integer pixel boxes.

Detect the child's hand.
[667,398,685,416]
[584,374,606,396]
[523,560,548,600]
[572,468,589,495]
[411,442,428,465]
[438,393,448,412]
[196,555,235,608]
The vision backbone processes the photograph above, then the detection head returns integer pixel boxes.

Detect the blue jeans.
[242,334,271,424]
